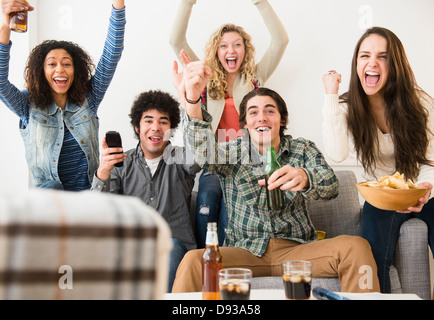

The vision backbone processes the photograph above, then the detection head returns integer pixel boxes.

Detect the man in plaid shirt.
[172,61,380,293]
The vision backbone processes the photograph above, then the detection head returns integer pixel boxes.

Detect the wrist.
[325,90,339,95]
[184,92,201,104]
[96,167,111,181]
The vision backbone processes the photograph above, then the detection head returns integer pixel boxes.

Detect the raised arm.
[169,0,199,62]
[88,1,126,111]
[0,1,34,121]
[253,0,289,83]
[183,60,210,120]
[182,60,236,176]
[321,70,351,162]
[0,0,34,45]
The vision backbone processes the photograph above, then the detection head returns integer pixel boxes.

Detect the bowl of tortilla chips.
[356,172,427,211]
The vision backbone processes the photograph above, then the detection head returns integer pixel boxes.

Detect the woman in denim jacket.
[0,0,126,191]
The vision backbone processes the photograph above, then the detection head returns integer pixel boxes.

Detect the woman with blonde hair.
[170,0,288,248]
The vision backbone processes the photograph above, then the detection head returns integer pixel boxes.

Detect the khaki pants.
[172,235,380,293]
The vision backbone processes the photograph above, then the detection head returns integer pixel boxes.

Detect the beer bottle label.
[205,231,218,246]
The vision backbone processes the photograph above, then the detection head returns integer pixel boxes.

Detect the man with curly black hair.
[92,90,200,292]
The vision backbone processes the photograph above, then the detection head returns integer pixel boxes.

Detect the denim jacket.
[20,100,99,187]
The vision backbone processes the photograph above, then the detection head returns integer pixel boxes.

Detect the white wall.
[1,0,434,193]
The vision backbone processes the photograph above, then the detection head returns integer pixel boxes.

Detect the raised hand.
[322,70,342,94]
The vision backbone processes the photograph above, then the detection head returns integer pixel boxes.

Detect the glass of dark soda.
[282,260,312,300]
[219,268,252,300]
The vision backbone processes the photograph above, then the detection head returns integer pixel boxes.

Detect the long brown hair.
[342,26,432,181]
[204,24,256,100]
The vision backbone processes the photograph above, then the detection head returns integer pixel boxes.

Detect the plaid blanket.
[0,189,171,300]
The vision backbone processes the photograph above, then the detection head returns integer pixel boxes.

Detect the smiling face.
[356,34,389,97]
[243,95,284,154]
[44,49,74,103]
[135,109,172,159]
[217,31,245,75]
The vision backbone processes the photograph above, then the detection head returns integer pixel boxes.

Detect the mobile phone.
[105,131,123,167]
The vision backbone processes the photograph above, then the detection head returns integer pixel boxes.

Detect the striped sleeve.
[88,6,126,113]
[0,42,30,122]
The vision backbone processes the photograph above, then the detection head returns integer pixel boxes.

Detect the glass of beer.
[10,10,28,33]
[219,268,252,300]
[282,260,312,300]
[10,0,29,33]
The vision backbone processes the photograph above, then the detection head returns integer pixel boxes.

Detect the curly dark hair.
[129,90,181,139]
[25,40,94,109]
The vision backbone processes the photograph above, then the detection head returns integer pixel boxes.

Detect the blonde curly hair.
[204,24,256,100]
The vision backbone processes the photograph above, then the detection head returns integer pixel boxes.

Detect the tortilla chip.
[360,172,423,190]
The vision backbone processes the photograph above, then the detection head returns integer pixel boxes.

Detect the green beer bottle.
[264,146,284,210]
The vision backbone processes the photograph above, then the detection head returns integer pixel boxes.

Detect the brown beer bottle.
[264,146,284,210]
[10,0,29,33]
[202,222,222,300]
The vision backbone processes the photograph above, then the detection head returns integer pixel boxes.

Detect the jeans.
[169,238,188,292]
[195,172,228,248]
[361,198,434,293]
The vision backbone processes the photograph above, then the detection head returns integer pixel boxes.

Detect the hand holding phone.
[105,131,124,167]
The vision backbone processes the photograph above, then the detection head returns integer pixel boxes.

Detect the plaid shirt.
[185,110,339,257]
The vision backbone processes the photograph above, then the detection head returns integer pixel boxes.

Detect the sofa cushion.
[308,170,361,238]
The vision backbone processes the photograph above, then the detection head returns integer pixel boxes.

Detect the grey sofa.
[190,170,432,299]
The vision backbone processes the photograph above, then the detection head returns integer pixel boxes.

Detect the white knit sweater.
[322,93,434,198]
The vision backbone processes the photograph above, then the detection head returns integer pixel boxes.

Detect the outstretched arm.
[169,0,199,62]
[253,0,289,83]
[172,49,194,105]
[89,1,126,111]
